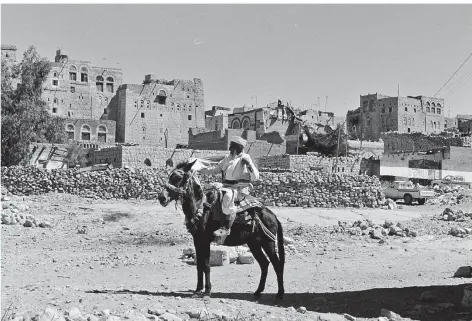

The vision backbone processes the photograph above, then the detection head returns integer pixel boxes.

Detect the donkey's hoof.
[192,290,203,298]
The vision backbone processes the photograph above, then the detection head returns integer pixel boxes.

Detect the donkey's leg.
[247,239,270,299]
[201,241,212,298]
[261,241,285,300]
[193,238,204,295]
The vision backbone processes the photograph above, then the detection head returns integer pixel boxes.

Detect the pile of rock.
[1,166,169,200]
[203,171,382,208]
[439,208,472,222]
[1,193,51,228]
[429,186,472,206]
[334,219,418,239]
[2,166,384,208]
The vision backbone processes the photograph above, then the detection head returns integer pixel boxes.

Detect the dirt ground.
[1,193,472,321]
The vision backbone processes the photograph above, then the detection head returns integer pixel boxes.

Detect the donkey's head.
[158,159,197,207]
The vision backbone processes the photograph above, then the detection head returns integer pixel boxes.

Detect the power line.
[433,52,472,97]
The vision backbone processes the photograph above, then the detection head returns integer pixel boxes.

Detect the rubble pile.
[1,190,51,228]
[437,208,472,238]
[1,166,169,200]
[234,171,381,208]
[2,166,384,208]
[334,219,418,238]
[429,185,472,206]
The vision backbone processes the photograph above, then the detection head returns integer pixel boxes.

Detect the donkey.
[158,159,285,300]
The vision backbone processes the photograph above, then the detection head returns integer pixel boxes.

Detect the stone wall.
[381,132,466,155]
[1,166,383,208]
[257,154,363,174]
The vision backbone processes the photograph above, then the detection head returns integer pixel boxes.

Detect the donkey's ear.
[184,159,198,173]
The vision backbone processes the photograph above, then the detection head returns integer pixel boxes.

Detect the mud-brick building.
[1,44,17,64]
[116,74,205,147]
[346,93,457,141]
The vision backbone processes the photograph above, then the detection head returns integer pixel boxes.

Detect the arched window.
[69,65,77,81]
[106,76,114,93]
[53,72,58,77]
[426,107,430,113]
[81,67,88,83]
[97,125,107,143]
[157,89,167,104]
[242,118,251,129]
[81,125,91,141]
[146,100,150,109]
[65,124,75,140]
[96,76,104,92]
[134,100,138,108]
[232,119,241,129]
[432,102,436,107]
[431,108,435,114]
[53,98,58,104]
[426,102,430,106]
[437,103,441,108]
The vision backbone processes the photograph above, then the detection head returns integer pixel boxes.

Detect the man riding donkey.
[196,136,259,238]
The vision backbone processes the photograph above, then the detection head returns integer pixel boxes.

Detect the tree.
[1,46,67,166]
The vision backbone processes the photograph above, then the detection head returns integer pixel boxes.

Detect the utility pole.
[325,96,328,112]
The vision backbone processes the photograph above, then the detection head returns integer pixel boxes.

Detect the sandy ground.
[1,193,472,321]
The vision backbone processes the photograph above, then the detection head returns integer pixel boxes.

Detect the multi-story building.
[346,93,456,141]
[205,106,231,131]
[40,49,122,144]
[115,74,205,147]
[458,114,472,134]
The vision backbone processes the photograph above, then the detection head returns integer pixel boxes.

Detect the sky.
[2,4,472,117]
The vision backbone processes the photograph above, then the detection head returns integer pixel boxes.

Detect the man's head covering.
[230,136,247,147]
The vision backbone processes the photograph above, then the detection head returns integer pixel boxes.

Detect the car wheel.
[418,198,426,205]
[404,194,413,205]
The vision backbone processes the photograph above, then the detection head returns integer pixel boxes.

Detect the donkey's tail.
[276,218,285,271]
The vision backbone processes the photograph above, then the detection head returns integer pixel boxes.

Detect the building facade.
[116,74,205,147]
[1,44,17,64]
[346,93,456,141]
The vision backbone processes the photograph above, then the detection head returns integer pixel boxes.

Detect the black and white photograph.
[1,2,472,321]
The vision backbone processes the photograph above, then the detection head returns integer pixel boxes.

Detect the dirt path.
[2,193,472,321]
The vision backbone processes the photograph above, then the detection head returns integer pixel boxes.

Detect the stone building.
[205,106,231,131]
[1,44,17,64]
[115,74,205,147]
[458,114,472,134]
[40,49,123,144]
[346,93,457,141]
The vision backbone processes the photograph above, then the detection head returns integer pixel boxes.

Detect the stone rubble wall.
[258,154,363,174]
[1,166,383,208]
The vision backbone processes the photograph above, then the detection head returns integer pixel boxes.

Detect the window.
[69,65,77,81]
[389,107,392,113]
[160,114,163,117]
[445,121,448,129]
[106,76,114,93]
[157,90,167,104]
[405,107,408,112]
[146,100,150,109]
[432,102,436,107]
[188,115,192,120]
[52,79,58,86]
[66,124,75,140]
[52,108,57,114]
[53,98,58,104]
[81,67,88,82]
[426,102,430,106]
[414,108,417,113]
[141,112,145,118]
[232,119,241,129]
[81,125,91,141]
[426,107,430,113]
[408,128,411,133]
[104,108,108,115]
[437,109,441,115]
[70,87,75,93]
[97,125,107,143]
[431,108,435,114]
[96,76,104,92]
[134,100,138,108]
[437,103,441,108]
[53,72,58,77]
[382,108,385,114]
